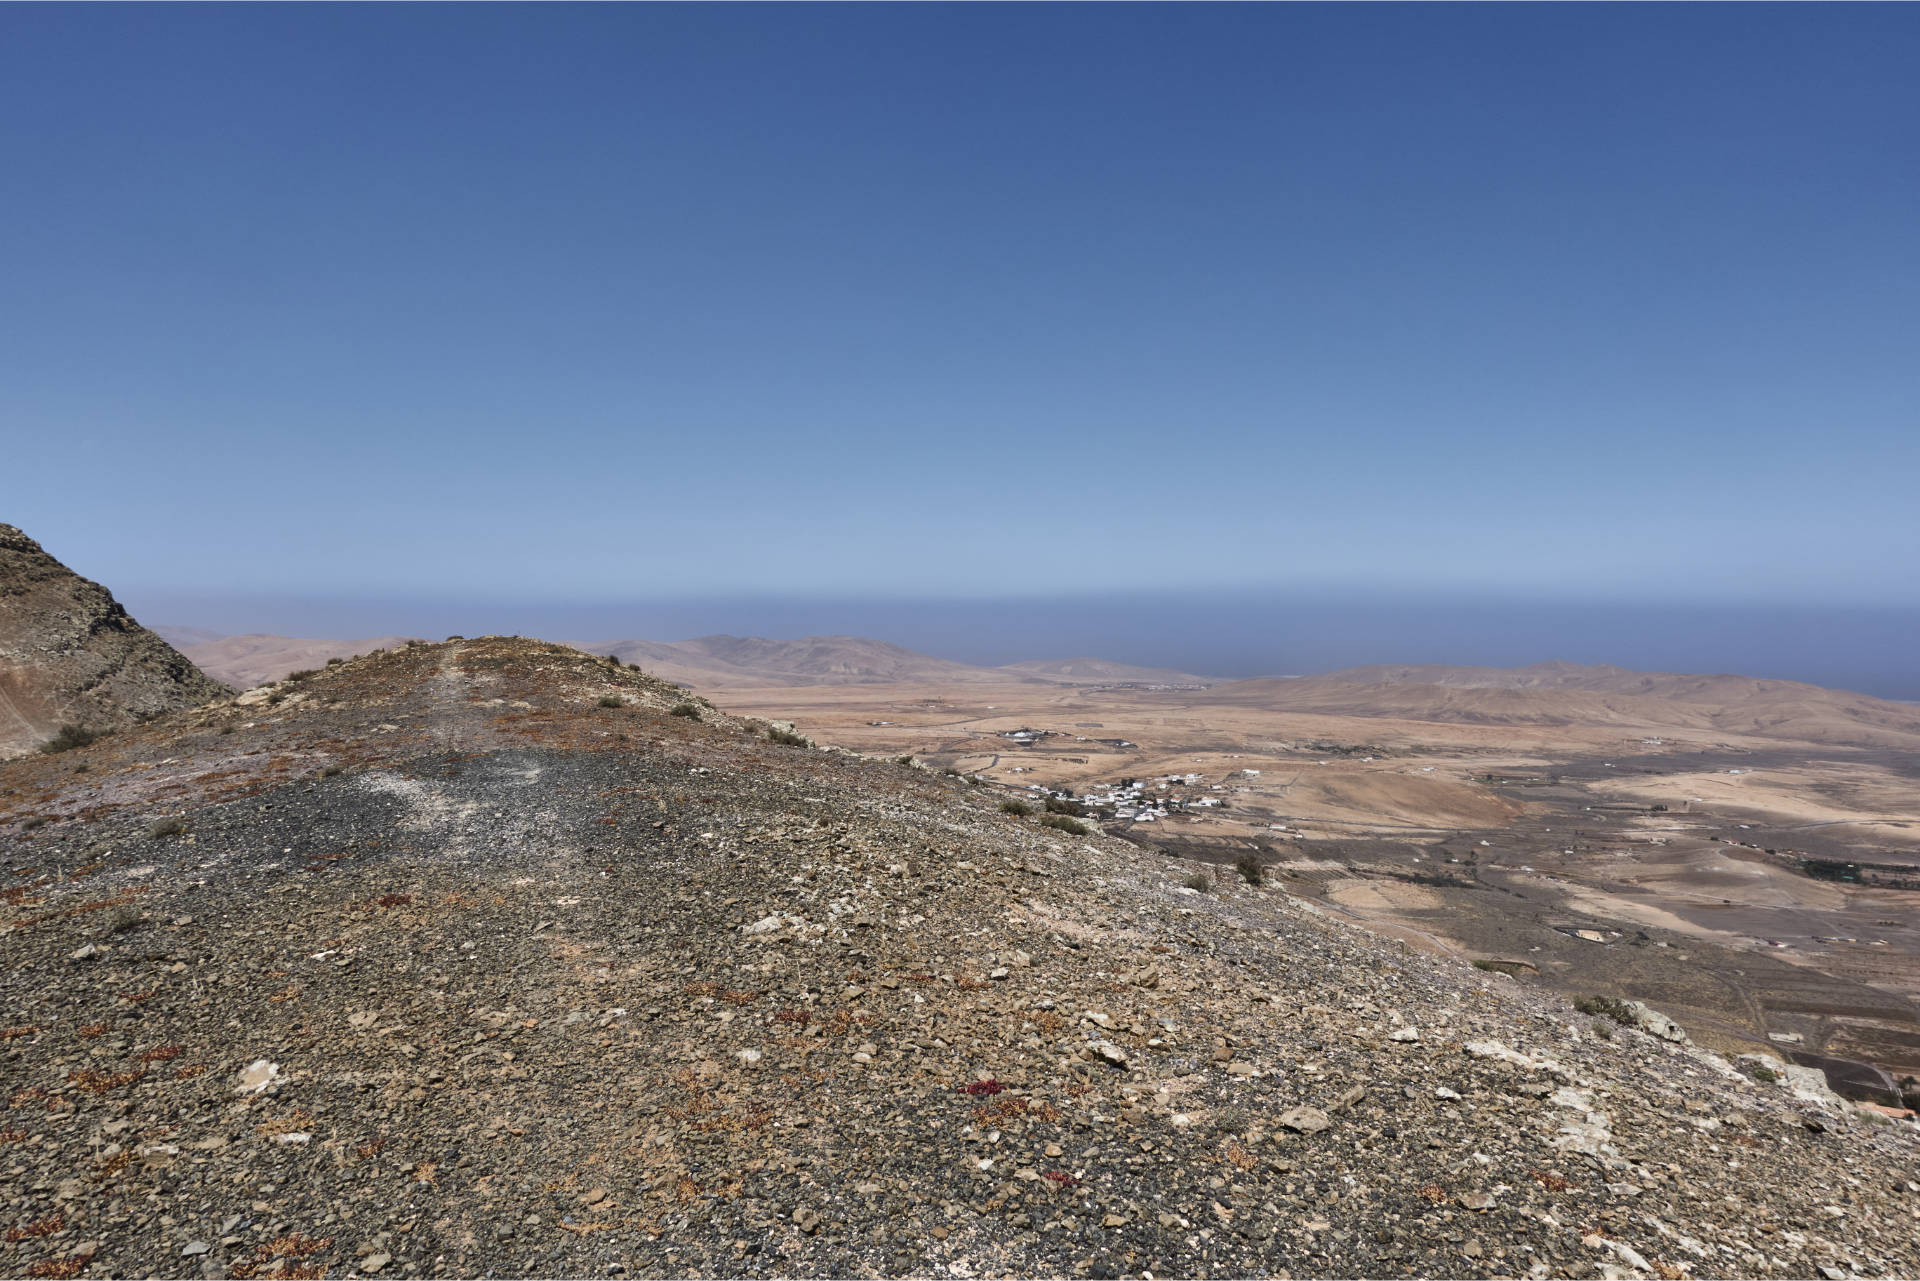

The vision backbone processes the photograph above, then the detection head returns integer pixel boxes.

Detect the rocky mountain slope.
[0,526,228,758]
[1201,662,1920,749]
[3,637,1915,1279]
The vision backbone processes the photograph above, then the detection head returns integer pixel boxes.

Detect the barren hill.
[0,525,227,758]
[3,636,1915,1278]
[1200,661,1920,749]
[998,658,1215,686]
[587,634,1032,689]
[162,632,421,690]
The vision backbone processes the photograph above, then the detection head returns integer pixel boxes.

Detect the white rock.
[235,1060,281,1095]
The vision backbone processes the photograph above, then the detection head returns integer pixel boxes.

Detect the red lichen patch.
[959,1079,1007,1097]
[4,1210,64,1241]
[137,1044,184,1063]
[1418,1184,1448,1203]
[356,1136,389,1158]
[25,1257,87,1279]
[773,1008,810,1027]
[1,886,47,906]
[96,1149,134,1179]
[413,1161,438,1184]
[117,989,159,1003]
[1041,1170,1081,1186]
[76,1024,107,1039]
[267,986,301,1004]
[952,975,989,992]
[363,893,415,910]
[9,1086,50,1108]
[0,1026,39,1040]
[173,1063,209,1081]
[720,989,760,1006]
[67,1067,146,1094]
[1531,1170,1575,1193]
[9,889,148,933]
[0,1130,28,1144]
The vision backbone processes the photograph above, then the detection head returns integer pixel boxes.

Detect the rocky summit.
[0,526,228,759]
[2,637,1916,1280]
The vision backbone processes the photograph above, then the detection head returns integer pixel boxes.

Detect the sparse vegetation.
[1044,796,1085,816]
[999,799,1033,816]
[1573,994,1635,1025]
[319,764,344,778]
[1234,851,1263,885]
[146,817,186,840]
[1040,814,1089,835]
[670,703,702,721]
[1181,872,1211,892]
[1749,1064,1780,1083]
[287,669,320,682]
[326,656,345,666]
[22,815,48,831]
[598,695,624,708]
[38,724,102,754]
[104,905,143,934]
[767,726,809,747]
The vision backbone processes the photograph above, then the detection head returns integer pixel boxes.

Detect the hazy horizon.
[127,587,1920,703]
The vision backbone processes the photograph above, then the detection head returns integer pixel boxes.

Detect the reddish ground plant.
[1042,1170,1081,1186]
[5,1211,65,1241]
[959,1079,1007,1096]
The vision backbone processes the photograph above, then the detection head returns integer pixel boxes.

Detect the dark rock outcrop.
[0,524,228,757]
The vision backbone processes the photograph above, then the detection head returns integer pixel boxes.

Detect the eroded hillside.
[2,639,1916,1280]
[0,526,228,758]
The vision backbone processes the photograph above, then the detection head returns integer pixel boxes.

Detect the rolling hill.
[1199,661,1920,748]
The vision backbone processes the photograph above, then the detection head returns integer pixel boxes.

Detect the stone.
[362,1251,392,1274]
[1277,1106,1331,1134]
[1085,1041,1129,1069]
[235,1059,281,1095]
[182,1242,210,1257]
[1390,1026,1420,1042]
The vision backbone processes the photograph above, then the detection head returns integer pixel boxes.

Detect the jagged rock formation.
[2,636,1915,1279]
[0,526,228,757]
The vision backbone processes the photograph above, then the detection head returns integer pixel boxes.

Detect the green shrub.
[38,724,102,754]
[22,815,49,831]
[146,817,186,840]
[1234,851,1263,886]
[326,657,345,667]
[1750,1064,1780,1083]
[1573,995,1635,1025]
[320,764,344,778]
[1044,797,1085,816]
[1040,814,1089,836]
[768,726,810,747]
[1181,872,1211,893]
[598,695,624,708]
[1000,800,1034,817]
[287,669,319,682]
[670,703,702,721]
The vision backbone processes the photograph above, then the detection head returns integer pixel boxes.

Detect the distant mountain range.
[1198,660,1920,749]
[145,629,1920,750]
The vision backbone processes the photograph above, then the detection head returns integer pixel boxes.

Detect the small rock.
[1277,1105,1330,1134]
[235,1060,281,1095]
[362,1252,392,1274]
[1459,1191,1496,1211]
[1085,1041,1129,1069]
[1390,1026,1420,1042]
[182,1242,210,1257]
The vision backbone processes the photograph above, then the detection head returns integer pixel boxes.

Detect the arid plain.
[707,659,1920,1092]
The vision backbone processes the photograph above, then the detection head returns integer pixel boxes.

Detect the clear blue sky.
[4,5,1916,624]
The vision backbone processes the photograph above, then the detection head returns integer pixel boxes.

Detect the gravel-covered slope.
[2,638,1916,1280]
